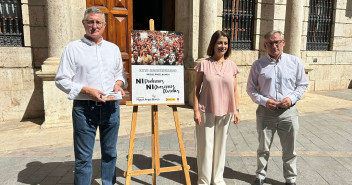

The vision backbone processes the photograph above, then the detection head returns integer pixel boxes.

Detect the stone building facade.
[1,0,351,126]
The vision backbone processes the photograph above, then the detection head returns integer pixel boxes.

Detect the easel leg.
[125,106,138,185]
[124,104,190,184]
[151,105,160,184]
[172,105,191,185]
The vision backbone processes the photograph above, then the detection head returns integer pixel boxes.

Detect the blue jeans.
[72,100,120,185]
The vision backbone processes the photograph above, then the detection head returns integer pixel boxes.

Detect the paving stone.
[297,156,329,185]
[40,176,62,185]
[2,89,352,184]
[304,156,350,185]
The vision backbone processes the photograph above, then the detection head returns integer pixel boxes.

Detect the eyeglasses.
[265,40,284,46]
[84,20,105,28]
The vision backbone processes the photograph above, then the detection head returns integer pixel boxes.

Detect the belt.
[276,107,286,110]
[276,104,295,110]
[74,100,116,107]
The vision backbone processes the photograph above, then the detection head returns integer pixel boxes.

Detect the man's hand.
[113,83,125,97]
[81,86,105,102]
[278,97,292,109]
[266,99,279,110]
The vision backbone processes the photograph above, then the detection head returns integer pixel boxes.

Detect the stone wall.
[0,0,85,123]
[23,0,48,68]
[184,0,352,107]
[301,0,352,91]
[0,0,47,122]
[1,0,352,123]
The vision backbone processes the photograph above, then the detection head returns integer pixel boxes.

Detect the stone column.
[47,0,72,58]
[284,0,304,57]
[284,0,313,75]
[186,0,217,106]
[36,0,84,128]
[198,0,217,59]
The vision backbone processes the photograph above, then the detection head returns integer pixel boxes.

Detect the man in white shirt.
[55,7,127,185]
[247,30,308,185]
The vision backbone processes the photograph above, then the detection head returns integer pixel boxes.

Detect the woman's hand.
[233,112,240,125]
[194,111,202,126]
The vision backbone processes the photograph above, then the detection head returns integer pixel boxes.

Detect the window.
[306,0,334,51]
[0,0,24,47]
[223,0,255,50]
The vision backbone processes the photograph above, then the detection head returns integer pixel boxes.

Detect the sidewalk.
[1,90,352,184]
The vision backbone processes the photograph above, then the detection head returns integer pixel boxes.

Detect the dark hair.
[207,30,231,59]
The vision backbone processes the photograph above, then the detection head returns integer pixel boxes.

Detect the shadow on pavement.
[17,155,284,184]
[17,159,147,185]
[130,154,284,185]
[128,154,198,184]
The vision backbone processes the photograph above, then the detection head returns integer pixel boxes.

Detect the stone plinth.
[36,58,72,128]
[41,80,72,128]
[185,68,196,107]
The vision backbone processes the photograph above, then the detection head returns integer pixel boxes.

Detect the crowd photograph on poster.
[131,30,184,65]
[131,30,185,105]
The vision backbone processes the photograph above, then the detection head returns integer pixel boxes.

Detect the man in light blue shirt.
[247,30,308,185]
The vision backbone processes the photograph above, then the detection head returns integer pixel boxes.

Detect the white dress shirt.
[55,37,127,100]
[247,53,308,106]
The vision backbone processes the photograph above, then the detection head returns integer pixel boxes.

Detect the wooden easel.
[124,20,191,185]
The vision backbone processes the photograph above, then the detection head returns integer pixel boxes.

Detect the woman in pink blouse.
[194,30,240,185]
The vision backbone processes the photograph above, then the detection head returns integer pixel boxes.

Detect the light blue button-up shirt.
[246,53,308,107]
[55,37,127,100]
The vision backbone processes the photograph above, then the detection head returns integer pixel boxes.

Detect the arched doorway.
[133,0,175,31]
[86,0,133,103]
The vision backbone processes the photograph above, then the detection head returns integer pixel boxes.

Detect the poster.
[131,30,184,105]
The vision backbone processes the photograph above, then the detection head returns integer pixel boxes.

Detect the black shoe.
[252,178,265,185]
[285,183,296,185]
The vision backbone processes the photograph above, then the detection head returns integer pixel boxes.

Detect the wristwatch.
[236,109,240,112]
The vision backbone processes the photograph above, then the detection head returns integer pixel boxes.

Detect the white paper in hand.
[101,91,122,101]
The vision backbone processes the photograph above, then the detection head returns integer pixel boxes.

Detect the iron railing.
[306,0,333,51]
[223,0,255,50]
[0,0,23,47]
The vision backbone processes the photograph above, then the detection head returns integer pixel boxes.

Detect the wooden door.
[86,0,133,102]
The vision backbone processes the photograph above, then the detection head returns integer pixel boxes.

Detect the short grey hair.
[83,7,105,23]
[264,30,284,40]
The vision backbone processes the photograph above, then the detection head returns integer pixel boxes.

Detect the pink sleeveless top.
[194,58,239,116]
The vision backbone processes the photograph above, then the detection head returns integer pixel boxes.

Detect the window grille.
[223,0,255,50]
[306,0,333,51]
[0,0,24,47]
